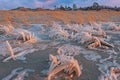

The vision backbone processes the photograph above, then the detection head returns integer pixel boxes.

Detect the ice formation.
[8,29,37,43]
[48,22,69,41]
[47,54,82,80]
[5,41,16,60]
[57,44,81,56]
[99,67,120,80]
[0,24,14,35]
[0,22,120,80]
[2,68,34,80]
[47,22,114,49]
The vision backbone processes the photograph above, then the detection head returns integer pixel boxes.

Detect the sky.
[0,0,120,10]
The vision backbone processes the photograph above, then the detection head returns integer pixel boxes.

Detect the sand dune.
[0,10,120,26]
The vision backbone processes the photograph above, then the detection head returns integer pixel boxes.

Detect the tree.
[73,4,77,10]
[64,6,72,11]
[54,5,57,10]
[59,5,65,10]
[93,2,99,8]
[67,7,72,10]
[92,2,100,10]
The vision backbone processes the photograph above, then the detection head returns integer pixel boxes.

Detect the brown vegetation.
[0,10,120,26]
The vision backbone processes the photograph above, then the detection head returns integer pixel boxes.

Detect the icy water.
[0,22,120,80]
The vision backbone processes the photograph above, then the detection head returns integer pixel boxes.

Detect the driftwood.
[47,54,81,80]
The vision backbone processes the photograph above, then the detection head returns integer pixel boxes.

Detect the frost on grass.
[0,24,40,62]
[47,44,82,80]
[97,49,120,80]
[0,39,38,62]
[5,41,16,60]
[47,22,114,49]
[48,22,69,41]
[0,22,120,79]
[101,22,120,33]
[9,29,37,43]
[98,67,120,80]
[105,22,120,31]
[3,48,38,62]
[0,24,14,35]
[57,44,81,56]
[0,24,38,44]
[47,54,82,80]
[77,31,113,49]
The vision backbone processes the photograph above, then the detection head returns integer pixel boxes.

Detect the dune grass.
[0,10,120,26]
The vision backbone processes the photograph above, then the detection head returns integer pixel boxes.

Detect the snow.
[0,22,120,80]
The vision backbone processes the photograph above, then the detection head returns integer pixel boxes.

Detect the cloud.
[73,0,120,7]
[104,0,120,7]
[35,0,56,7]
[0,0,119,10]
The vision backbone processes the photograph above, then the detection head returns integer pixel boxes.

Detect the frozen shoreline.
[0,22,120,80]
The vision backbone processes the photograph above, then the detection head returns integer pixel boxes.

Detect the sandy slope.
[0,10,120,26]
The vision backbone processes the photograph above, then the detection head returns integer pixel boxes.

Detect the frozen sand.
[0,22,120,80]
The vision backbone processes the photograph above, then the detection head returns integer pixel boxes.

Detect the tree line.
[54,2,120,11]
[11,2,120,11]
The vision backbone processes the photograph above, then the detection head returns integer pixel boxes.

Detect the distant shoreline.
[0,10,120,26]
